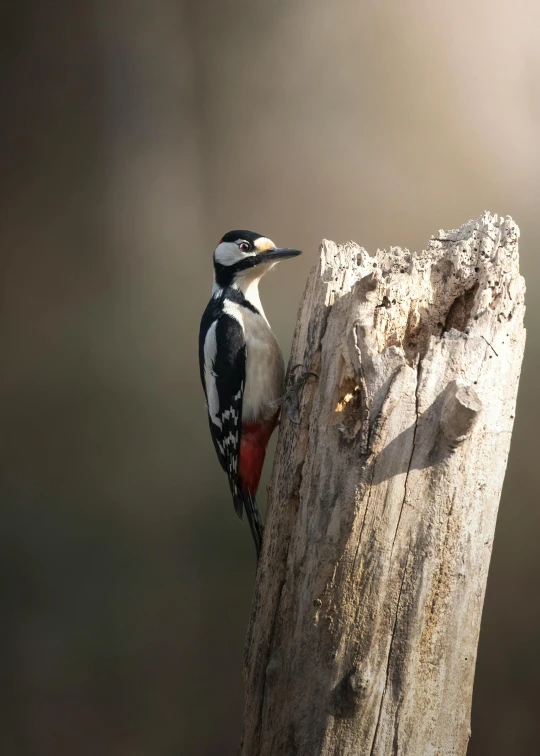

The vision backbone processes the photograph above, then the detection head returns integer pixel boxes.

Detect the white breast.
[224,301,284,423]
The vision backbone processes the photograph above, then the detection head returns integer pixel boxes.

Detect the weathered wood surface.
[242,212,526,756]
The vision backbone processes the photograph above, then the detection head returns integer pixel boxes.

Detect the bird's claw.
[282,366,318,425]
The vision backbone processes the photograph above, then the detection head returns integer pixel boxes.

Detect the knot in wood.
[440,382,483,448]
[346,668,369,700]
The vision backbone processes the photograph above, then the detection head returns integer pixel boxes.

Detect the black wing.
[199,308,245,518]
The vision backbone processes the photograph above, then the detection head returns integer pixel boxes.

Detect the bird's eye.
[238,241,250,252]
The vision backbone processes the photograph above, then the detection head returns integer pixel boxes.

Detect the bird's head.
[213,230,301,291]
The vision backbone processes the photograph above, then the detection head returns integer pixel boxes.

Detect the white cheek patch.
[214,241,244,267]
[214,241,257,267]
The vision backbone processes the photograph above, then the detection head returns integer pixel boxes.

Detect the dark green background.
[2,2,539,754]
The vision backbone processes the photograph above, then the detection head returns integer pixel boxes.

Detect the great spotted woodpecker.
[199,230,302,559]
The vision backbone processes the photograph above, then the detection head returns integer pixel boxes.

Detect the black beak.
[261,247,302,261]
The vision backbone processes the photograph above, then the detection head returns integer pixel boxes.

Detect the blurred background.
[1,1,539,754]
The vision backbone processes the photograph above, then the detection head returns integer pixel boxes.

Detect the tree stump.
[242,212,526,756]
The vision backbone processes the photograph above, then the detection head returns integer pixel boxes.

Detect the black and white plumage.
[199,230,302,559]
[200,295,245,499]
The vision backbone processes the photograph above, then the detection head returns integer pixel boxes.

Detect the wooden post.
[242,212,526,756]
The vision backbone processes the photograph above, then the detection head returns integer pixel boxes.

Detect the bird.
[199,230,302,560]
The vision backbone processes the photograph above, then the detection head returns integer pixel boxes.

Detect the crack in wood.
[369,548,411,756]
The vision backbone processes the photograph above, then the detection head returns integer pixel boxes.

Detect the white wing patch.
[203,321,221,428]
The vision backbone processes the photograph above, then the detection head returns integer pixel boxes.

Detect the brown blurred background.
[1,1,539,754]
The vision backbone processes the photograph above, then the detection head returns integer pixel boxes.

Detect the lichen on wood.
[242,212,526,756]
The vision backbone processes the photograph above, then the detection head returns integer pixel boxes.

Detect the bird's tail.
[233,489,264,561]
